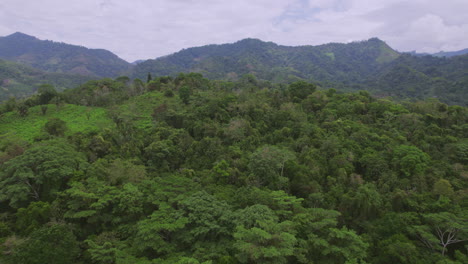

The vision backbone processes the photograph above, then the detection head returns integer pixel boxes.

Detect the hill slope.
[0,59,93,101]
[0,103,113,142]
[368,54,468,105]
[0,32,131,77]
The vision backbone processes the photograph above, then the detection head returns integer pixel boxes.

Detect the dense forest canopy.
[0,73,466,263]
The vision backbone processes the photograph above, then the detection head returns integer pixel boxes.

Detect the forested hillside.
[0,59,93,101]
[0,74,466,263]
[0,32,131,77]
[367,54,468,106]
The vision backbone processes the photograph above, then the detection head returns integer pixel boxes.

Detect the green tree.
[178,191,232,243]
[179,85,191,105]
[234,220,297,264]
[340,183,383,223]
[63,177,120,232]
[233,188,304,221]
[132,78,146,95]
[115,76,130,85]
[37,84,57,105]
[134,203,188,256]
[360,151,389,181]
[287,81,317,101]
[433,179,454,198]
[293,208,368,264]
[88,158,147,186]
[17,103,28,117]
[44,118,67,136]
[375,234,421,264]
[15,201,51,235]
[413,211,468,257]
[248,145,295,189]
[0,140,87,208]
[232,204,279,229]
[453,142,468,163]
[86,235,121,264]
[40,105,48,115]
[147,72,152,83]
[392,145,430,177]
[12,224,79,264]
[3,97,17,112]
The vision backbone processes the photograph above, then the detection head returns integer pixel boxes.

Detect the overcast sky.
[1,0,467,62]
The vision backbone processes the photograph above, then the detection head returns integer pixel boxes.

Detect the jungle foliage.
[0,73,467,263]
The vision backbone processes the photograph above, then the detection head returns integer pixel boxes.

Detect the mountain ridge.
[132,37,400,84]
[0,32,131,77]
[432,48,468,58]
[132,37,468,105]
[1,33,467,105]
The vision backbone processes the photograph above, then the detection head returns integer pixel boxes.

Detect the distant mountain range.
[0,32,467,105]
[0,32,131,77]
[432,48,468,58]
[132,38,468,105]
[408,48,468,58]
[132,38,400,84]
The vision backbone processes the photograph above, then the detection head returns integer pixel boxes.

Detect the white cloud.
[397,14,468,53]
[364,0,468,52]
[0,0,467,61]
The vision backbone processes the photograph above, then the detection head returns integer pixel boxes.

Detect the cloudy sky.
[1,0,467,62]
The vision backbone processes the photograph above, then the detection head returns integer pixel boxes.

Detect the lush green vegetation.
[0,74,466,263]
[0,104,113,142]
